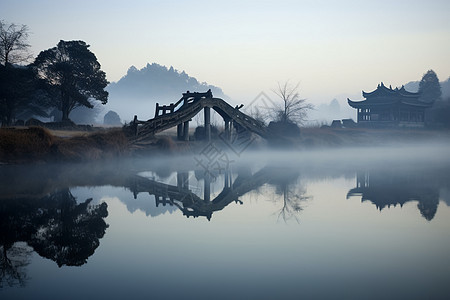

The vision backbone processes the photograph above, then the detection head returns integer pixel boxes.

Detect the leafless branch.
[0,20,32,66]
[271,80,314,125]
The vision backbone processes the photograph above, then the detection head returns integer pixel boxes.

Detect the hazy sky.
[3,0,450,105]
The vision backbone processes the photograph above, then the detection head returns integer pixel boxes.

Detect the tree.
[419,70,441,103]
[32,40,108,121]
[0,64,48,126]
[0,20,32,66]
[271,81,313,125]
[0,21,39,126]
[70,101,102,124]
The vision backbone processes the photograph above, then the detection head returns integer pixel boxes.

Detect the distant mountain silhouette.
[105,63,228,121]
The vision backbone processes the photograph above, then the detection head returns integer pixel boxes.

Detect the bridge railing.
[129,115,148,136]
[154,102,177,118]
[131,90,269,139]
[154,89,213,118]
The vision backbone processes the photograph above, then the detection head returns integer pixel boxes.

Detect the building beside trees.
[347,82,433,128]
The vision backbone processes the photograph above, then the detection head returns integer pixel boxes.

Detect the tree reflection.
[29,189,109,267]
[0,243,32,288]
[0,195,38,287]
[269,169,310,223]
[0,188,109,281]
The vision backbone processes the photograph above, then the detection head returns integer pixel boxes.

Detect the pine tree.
[419,70,441,103]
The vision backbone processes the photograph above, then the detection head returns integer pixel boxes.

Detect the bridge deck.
[130,92,271,141]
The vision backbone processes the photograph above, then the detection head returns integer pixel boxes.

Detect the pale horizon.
[3,0,450,106]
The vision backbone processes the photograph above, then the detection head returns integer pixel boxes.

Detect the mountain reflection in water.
[1,148,450,297]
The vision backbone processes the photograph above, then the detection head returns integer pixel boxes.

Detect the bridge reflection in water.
[128,166,300,221]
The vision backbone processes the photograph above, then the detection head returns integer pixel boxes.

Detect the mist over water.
[2,0,450,297]
[1,142,450,299]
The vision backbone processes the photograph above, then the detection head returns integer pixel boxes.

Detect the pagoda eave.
[347,98,397,108]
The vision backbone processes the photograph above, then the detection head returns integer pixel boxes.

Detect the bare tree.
[0,243,32,288]
[272,81,314,125]
[271,174,311,223]
[0,20,32,66]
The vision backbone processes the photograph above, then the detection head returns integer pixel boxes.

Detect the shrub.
[193,125,219,140]
[268,121,301,137]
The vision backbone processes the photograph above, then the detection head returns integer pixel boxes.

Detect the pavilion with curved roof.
[347,82,432,127]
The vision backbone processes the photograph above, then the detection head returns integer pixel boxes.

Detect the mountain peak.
[127,65,138,74]
[106,62,228,120]
[111,62,226,99]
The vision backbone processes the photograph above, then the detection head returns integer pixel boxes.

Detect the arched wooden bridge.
[130,90,271,142]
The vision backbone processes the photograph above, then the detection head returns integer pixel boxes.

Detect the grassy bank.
[0,127,130,163]
[0,127,55,163]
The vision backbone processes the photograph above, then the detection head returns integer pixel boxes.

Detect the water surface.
[1,145,450,299]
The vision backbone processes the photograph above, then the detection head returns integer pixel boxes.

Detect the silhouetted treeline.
[1,39,108,126]
[0,64,49,126]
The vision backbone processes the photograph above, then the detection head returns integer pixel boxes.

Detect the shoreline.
[1,126,449,165]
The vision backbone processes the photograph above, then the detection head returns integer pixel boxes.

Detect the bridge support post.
[204,173,211,202]
[204,107,211,142]
[177,172,189,189]
[224,119,231,142]
[183,121,189,141]
[177,172,182,189]
[224,169,230,188]
[177,123,183,141]
[226,168,234,189]
[133,115,139,136]
[155,103,160,118]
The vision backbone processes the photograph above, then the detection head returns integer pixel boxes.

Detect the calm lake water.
[1,145,450,299]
